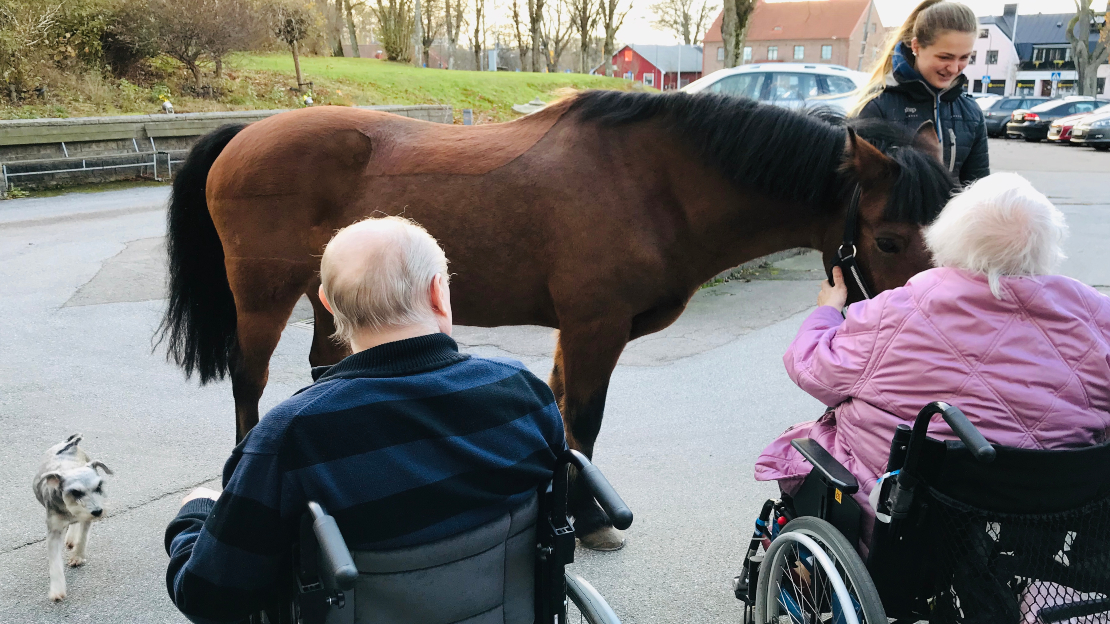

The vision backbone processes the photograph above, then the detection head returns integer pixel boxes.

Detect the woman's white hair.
[925,172,1067,299]
[320,216,449,345]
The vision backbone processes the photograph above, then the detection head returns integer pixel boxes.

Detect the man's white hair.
[925,172,1067,299]
[320,216,449,344]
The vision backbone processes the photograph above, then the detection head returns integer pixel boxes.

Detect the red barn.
[600,44,704,90]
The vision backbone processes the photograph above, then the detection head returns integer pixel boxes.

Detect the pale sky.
[620,0,1109,45]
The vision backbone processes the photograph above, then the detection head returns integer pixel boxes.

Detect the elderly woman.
[755,172,1110,547]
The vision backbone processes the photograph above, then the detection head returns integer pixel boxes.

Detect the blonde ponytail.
[849,0,977,116]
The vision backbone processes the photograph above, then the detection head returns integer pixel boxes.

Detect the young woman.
[852,0,989,185]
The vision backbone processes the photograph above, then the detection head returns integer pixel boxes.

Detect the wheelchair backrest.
[870,439,1110,622]
[343,493,538,624]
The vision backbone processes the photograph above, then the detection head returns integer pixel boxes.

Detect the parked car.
[1048,102,1110,143]
[1006,97,1106,142]
[1070,109,1110,151]
[973,94,1003,110]
[981,96,1050,137]
[680,63,868,113]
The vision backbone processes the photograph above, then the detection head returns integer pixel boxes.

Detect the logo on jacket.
[905,107,917,114]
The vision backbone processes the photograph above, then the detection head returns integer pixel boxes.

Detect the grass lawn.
[0,54,639,123]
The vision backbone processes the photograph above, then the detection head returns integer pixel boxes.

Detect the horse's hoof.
[578,526,625,551]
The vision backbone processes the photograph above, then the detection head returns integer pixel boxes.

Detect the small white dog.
[32,434,113,602]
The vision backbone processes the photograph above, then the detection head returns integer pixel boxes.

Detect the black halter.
[831,185,875,301]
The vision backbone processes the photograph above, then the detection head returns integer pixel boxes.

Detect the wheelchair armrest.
[306,502,358,592]
[790,439,859,494]
[564,450,633,530]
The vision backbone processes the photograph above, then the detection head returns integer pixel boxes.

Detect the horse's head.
[824,119,957,304]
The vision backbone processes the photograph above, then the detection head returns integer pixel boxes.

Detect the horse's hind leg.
[551,317,630,551]
[227,259,313,441]
[306,280,351,369]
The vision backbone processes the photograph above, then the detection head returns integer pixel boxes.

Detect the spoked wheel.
[565,573,622,624]
[754,517,886,624]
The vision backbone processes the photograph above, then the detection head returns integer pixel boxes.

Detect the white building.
[965,5,1020,95]
[1013,12,1109,97]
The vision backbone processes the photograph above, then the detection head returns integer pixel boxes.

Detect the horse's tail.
[157,124,246,384]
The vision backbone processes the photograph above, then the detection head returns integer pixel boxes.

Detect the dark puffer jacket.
[857,43,989,185]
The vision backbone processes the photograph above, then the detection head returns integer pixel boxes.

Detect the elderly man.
[165,217,567,622]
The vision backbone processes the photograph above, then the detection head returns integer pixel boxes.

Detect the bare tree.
[201,0,260,78]
[528,0,545,71]
[510,0,530,69]
[469,0,484,69]
[650,0,715,45]
[568,0,598,73]
[268,0,321,86]
[720,0,753,67]
[599,0,630,75]
[420,0,443,65]
[0,0,64,100]
[1066,1,1109,96]
[445,0,466,68]
[373,0,415,61]
[149,0,209,88]
[344,0,362,56]
[541,0,572,72]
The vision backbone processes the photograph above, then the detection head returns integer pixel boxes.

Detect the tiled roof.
[705,0,873,44]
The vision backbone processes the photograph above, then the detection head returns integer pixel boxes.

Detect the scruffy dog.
[32,434,113,602]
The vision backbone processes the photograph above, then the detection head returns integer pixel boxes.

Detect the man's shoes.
[578,526,625,551]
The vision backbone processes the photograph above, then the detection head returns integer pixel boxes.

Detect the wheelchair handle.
[565,450,634,530]
[933,402,996,463]
[307,502,359,591]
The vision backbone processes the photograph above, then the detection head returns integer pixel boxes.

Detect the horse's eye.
[876,238,901,254]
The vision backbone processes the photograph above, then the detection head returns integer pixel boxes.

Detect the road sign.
[1051,71,1061,81]
[983,75,991,84]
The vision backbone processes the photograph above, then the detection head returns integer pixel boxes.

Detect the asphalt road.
[0,139,1107,623]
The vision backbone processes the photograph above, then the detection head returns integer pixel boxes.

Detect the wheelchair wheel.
[565,573,621,624]
[754,517,885,624]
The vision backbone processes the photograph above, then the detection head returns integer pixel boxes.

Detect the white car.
[681,63,868,113]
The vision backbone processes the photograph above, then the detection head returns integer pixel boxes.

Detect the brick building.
[703,0,886,75]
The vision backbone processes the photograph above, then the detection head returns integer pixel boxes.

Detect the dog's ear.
[40,471,64,489]
[89,461,113,476]
[57,435,82,454]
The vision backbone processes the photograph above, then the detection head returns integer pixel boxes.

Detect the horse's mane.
[845,118,955,225]
[568,91,954,225]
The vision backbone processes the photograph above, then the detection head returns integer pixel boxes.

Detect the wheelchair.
[262,449,632,624]
[734,401,1110,624]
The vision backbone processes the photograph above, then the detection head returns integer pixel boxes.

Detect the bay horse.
[158,91,955,548]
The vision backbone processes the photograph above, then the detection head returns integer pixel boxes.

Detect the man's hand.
[181,487,221,506]
[818,266,849,310]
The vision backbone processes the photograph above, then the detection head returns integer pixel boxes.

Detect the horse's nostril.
[91,509,103,517]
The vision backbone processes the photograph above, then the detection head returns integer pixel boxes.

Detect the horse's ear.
[912,121,942,162]
[843,128,898,185]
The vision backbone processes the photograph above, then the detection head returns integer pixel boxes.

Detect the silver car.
[680,63,868,113]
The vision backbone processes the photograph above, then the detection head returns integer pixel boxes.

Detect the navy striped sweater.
[165,333,566,622]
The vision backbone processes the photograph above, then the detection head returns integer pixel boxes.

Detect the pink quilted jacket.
[756,267,1110,514]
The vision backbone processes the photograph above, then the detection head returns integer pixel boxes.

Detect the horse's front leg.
[551,316,630,551]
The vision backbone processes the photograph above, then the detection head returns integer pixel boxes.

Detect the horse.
[158,91,956,549]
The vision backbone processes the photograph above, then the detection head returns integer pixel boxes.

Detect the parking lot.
[0,138,1106,623]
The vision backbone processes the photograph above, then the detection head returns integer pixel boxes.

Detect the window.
[1033,46,1071,63]
[979,28,989,38]
[871,23,876,33]
[821,45,832,60]
[969,50,976,65]
[822,75,856,95]
[624,70,634,80]
[717,46,725,62]
[1000,99,1022,110]
[743,47,752,63]
[769,73,820,104]
[624,49,632,61]
[1075,102,1096,113]
[642,72,654,87]
[708,72,766,99]
[767,46,778,60]
[794,45,804,60]
[986,50,998,65]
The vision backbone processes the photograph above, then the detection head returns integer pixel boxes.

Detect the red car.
[1048,103,1110,143]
